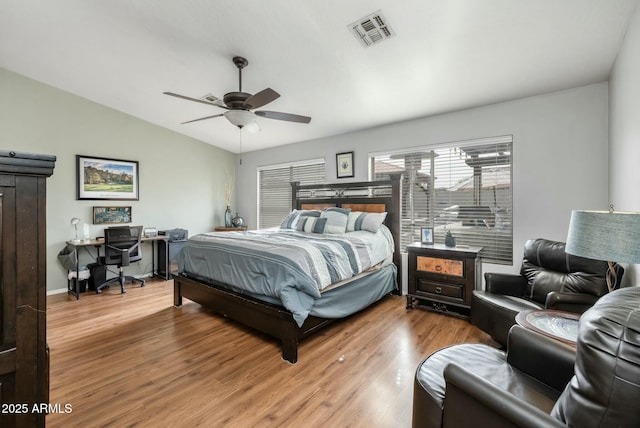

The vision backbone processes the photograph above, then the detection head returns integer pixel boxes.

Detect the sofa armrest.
[442,363,565,428]
[545,291,599,314]
[484,272,528,296]
[506,326,575,391]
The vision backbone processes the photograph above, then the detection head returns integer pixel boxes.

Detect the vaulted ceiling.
[1,0,637,153]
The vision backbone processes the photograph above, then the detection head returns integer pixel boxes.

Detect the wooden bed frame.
[173,177,401,363]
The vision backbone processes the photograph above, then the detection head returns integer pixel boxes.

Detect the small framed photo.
[420,227,434,245]
[336,151,354,178]
[77,155,139,200]
[93,206,132,225]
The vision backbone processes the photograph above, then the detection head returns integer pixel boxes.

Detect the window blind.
[258,158,326,228]
[370,136,513,264]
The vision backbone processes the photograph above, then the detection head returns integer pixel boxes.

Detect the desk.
[515,309,579,346]
[65,235,169,299]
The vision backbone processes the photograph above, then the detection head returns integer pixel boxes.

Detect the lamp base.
[606,261,618,292]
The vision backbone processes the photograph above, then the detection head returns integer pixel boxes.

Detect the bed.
[173,177,401,363]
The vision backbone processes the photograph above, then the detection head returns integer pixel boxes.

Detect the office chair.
[96,225,146,294]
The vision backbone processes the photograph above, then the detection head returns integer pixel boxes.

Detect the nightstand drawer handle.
[435,286,442,294]
[435,265,442,271]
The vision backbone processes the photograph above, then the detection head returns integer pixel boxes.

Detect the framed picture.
[420,227,434,245]
[77,155,139,200]
[93,206,132,225]
[336,151,354,178]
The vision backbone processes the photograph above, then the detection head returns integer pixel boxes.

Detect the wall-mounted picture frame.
[93,206,132,225]
[420,227,434,245]
[77,155,139,200]
[336,151,354,178]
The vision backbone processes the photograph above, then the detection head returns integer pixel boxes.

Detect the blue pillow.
[346,211,388,233]
[320,207,351,234]
[296,217,327,234]
[280,210,321,229]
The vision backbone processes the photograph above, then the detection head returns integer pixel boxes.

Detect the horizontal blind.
[370,137,513,264]
[258,159,325,228]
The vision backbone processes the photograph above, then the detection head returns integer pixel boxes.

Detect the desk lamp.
[566,207,640,291]
[70,217,81,242]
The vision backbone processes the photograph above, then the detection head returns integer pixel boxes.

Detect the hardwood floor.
[46,278,496,427]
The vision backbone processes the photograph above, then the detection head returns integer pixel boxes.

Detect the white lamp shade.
[224,110,260,133]
[566,210,640,264]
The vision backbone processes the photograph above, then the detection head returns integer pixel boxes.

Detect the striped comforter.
[177,226,394,325]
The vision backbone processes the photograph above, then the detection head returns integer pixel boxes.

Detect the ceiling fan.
[164,56,311,132]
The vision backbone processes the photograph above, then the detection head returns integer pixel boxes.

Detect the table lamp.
[70,217,81,242]
[566,207,640,291]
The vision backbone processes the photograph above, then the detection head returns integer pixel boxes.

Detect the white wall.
[610,3,640,286]
[237,83,610,283]
[0,67,237,293]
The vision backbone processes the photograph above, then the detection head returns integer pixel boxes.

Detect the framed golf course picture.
[76,155,139,200]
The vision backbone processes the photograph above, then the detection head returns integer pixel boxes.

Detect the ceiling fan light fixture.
[224,110,259,132]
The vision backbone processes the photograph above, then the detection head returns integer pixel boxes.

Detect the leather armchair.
[470,238,622,346]
[413,286,640,427]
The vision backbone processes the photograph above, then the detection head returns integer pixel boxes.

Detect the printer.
[159,228,188,242]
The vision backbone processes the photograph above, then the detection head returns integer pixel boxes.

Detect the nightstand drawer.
[417,256,464,277]
[417,279,463,299]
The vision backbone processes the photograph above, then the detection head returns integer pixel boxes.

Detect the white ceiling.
[1,0,637,153]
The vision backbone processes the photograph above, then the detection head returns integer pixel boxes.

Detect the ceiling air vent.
[349,10,395,47]
[201,93,219,103]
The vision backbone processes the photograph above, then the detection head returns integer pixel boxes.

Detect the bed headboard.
[291,177,402,289]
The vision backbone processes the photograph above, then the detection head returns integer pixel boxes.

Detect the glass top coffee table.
[515,309,580,346]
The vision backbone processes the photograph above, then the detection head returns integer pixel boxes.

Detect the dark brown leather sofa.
[470,238,622,347]
[412,286,640,427]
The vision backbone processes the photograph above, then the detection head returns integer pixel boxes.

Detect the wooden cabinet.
[214,226,247,232]
[0,150,55,428]
[407,243,482,318]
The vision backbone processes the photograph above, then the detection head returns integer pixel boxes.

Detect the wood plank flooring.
[46,279,496,428]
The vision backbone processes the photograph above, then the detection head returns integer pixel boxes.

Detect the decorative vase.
[445,230,456,247]
[224,206,232,227]
[232,213,245,227]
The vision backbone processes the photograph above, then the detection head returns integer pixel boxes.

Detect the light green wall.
[0,67,236,293]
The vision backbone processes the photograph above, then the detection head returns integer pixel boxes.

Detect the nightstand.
[214,226,248,232]
[407,243,482,318]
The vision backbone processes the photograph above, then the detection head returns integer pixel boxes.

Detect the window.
[370,136,513,264]
[257,158,326,228]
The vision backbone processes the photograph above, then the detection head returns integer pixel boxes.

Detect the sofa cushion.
[521,238,609,305]
[551,286,640,427]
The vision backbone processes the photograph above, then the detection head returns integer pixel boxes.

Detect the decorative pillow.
[320,207,351,234]
[346,211,388,233]
[296,217,327,234]
[280,210,321,229]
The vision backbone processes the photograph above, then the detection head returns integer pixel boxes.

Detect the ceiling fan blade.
[181,113,224,124]
[244,88,280,109]
[255,110,311,123]
[163,92,228,109]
